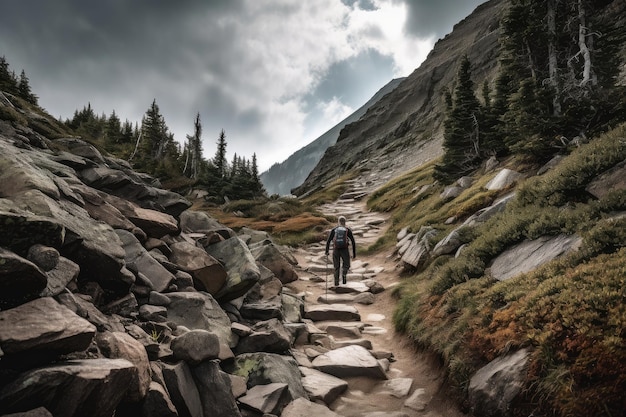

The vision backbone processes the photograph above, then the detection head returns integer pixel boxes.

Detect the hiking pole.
[324,254,328,301]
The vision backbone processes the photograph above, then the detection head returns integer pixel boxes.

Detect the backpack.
[334,226,348,249]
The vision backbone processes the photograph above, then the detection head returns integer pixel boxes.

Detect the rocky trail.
[285,179,467,417]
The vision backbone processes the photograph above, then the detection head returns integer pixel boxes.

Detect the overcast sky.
[2,0,485,172]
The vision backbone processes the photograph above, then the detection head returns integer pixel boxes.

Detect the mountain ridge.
[260,77,405,196]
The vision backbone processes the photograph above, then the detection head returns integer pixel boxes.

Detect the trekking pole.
[324,254,328,301]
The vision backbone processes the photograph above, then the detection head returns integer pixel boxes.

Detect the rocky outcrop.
[0,127,396,416]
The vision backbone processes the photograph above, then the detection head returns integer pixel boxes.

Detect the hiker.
[325,215,356,285]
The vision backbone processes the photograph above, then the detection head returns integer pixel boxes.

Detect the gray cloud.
[399,0,486,38]
[1,0,483,171]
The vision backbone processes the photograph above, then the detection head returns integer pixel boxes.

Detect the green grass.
[381,123,626,416]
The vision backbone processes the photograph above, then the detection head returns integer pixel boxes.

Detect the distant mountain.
[293,0,506,196]
[260,77,405,196]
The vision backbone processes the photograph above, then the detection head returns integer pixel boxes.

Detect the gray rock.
[281,397,342,417]
[404,388,428,411]
[166,291,236,348]
[225,352,308,400]
[0,358,135,417]
[311,345,387,379]
[40,256,80,297]
[191,360,242,417]
[300,367,348,405]
[236,318,293,354]
[317,293,356,304]
[125,206,179,239]
[55,137,106,163]
[169,241,228,294]
[401,226,437,270]
[468,348,531,417]
[139,304,168,322]
[485,168,524,191]
[116,229,174,292]
[171,329,221,365]
[238,383,292,415]
[282,293,304,323]
[249,241,298,284]
[440,185,463,201]
[0,297,95,360]
[95,331,151,402]
[141,381,178,417]
[586,159,626,199]
[26,244,59,271]
[332,338,373,349]
[490,235,582,281]
[383,378,413,398]
[160,361,203,417]
[0,406,53,417]
[179,210,234,238]
[57,293,125,332]
[354,292,376,305]
[0,248,48,308]
[304,304,361,322]
[432,227,464,257]
[204,237,261,301]
[241,295,284,321]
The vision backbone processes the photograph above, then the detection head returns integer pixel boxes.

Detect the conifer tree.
[434,56,481,183]
[105,110,122,147]
[17,70,37,105]
[0,56,18,95]
[214,129,228,178]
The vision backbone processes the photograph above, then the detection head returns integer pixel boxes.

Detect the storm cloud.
[1,0,484,171]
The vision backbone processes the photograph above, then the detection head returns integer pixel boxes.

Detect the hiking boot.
[342,275,347,285]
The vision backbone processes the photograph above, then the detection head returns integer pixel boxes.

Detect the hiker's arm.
[325,229,334,255]
[349,230,356,258]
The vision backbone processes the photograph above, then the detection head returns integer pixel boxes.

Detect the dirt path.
[285,180,467,417]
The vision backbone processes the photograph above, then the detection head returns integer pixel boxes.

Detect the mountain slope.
[293,0,505,196]
[260,77,404,196]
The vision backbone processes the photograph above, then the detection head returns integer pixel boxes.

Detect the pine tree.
[0,56,18,95]
[184,113,203,179]
[17,70,37,105]
[434,56,482,183]
[105,110,122,147]
[214,129,227,178]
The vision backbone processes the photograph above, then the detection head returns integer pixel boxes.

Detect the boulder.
[586,159,626,199]
[56,293,125,332]
[0,203,65,258]
[168,241,228,294]
[95,331,151,402]
[235,318,293,354]
[126,206,179,239]
[0,297,96,364]
[160,361,203,417]
[304,304,361,322]
[225,352,308,400]
[249,241,298,284]
[281,397,342,417]
[311,345,387,379]
[40,257,80,297]
[0,248,48,308]
[404,388,429,411]
[203,237,261,301]
[383,378,413,398]
[165,292,236,348]
[55,137,106,163]
[490,234,582,281]
[468,348,531,417]
[401,226,437,270]
[179,210,234,239]
[241,295,284,321]
[26,244,59,272]
[432,227,464,257]
[141,381,178,417]
[191,360,242,417]
[170,329,221,365]
[0,359,135,417]
[238,383,292,415]
[116,229,175,292]
[300,367,348,405]
[485,169,524,191]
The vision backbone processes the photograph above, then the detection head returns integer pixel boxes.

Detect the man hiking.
[325,215,356,286]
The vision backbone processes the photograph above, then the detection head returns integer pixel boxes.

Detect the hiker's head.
[338,216,346,226]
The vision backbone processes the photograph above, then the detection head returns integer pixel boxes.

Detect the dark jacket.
[325,226,356,258]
